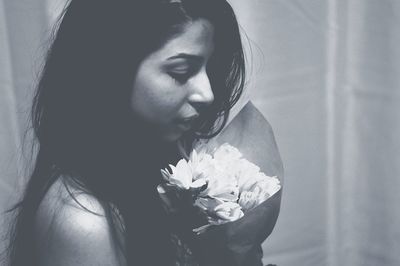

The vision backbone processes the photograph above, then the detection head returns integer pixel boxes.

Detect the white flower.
[238,190,260,212]
[212,201,244,224]
[212,144,243,178]
[161,158,206,190]
[201,172,239,202]
[189,148,239,202]
[213,143,243,162]
[233,159,262,192]
[189,149,214,181]
[238,174,281,212]
[194,197,222,212]
[252,174,281,197]
[195,198,244,224]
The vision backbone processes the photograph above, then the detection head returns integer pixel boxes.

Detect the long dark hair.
[5,0,245,265]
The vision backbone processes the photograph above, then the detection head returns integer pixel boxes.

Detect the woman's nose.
[188,71,214,108]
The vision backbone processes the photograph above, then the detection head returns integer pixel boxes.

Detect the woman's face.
[131,19,215,142]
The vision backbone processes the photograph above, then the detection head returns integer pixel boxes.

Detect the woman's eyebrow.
[166,53,204,63]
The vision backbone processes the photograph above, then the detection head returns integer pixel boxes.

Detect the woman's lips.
[177,122,192,131]
[176,116,198,131]
[181,114,199,122]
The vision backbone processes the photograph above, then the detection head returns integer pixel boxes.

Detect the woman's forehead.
[151,19,215,62]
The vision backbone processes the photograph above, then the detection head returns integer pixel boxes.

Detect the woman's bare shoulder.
[35,177,126,266]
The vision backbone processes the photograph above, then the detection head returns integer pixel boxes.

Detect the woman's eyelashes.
[166,62,201,84]
[168,71,192,83]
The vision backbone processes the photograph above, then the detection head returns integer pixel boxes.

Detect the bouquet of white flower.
[159,142,281,231]
[158,101,283,266]
[158,143,281,265]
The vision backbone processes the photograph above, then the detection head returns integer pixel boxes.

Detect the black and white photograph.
[0,0,399,265]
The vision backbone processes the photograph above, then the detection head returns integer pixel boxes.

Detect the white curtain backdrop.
[1,0,399,265]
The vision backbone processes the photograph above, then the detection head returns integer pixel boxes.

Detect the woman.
[5,0,280,265]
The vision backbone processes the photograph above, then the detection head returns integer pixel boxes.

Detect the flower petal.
[191,178,207,189]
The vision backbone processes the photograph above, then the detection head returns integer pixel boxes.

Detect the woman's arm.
[34,180,126,266]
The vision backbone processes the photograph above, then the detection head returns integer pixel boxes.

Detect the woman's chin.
[161,123,196,142]
[159,131,184,143]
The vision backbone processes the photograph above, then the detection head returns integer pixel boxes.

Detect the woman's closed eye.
[165,61,201,84]
[168,71,192,83]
